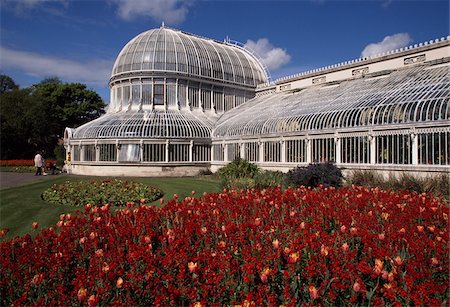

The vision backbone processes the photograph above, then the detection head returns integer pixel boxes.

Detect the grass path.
[0,174,220,241]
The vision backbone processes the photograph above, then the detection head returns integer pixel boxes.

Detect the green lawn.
[0,174,221,242]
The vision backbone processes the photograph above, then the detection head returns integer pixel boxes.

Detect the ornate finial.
[161,21,165,28]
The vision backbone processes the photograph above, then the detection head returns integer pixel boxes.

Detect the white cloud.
[3,0,68,13]
[244,38,291,71]
[0,47,112,85]
[361,33,413,58]
[112,0,191,24]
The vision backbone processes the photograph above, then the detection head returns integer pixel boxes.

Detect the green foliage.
[0,75,18,94]
[252,170,286,189]
[347,170,449,199]
[217,159,285,190]
[41,179,164,207]
[286,162,343,188]
[0,75,106,160]
[217,158,260,179]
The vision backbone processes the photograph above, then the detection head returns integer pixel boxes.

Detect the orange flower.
[116,277,124,288]
[260,268,271,283]
[272,239,280,249]
[88,295,97,307]
[309,285,319,299]
[374,259,384,275]
[102,262,110,273]
[394,256,403,266]
[288,252,299,264]
[77,287,87,301]
[188,261,198,273]
[32,273,43,286]
[320,245,329,257]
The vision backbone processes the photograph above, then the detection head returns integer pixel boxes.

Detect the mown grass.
[0,174,220,241]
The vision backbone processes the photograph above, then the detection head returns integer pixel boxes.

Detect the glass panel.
[119,144,140,162]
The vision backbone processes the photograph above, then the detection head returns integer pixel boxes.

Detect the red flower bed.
[0,159,35,167]
[0,159,56,167]
[1,186,449,306]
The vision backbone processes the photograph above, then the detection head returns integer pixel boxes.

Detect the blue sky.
[1,0,448,102]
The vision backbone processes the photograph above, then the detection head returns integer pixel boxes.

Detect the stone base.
[68,162,210,177]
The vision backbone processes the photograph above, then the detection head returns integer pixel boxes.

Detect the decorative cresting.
[111,26,269,86]
[72,110,213,139]
[213,61,450,138]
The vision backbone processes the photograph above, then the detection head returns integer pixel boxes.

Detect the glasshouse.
[64,26,450,177]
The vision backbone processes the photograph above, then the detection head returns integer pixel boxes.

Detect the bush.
[217,158,260,179]
[286,162,343,188]
[217,160,285,190]
[41,178,164,207]
[253,170,286,189]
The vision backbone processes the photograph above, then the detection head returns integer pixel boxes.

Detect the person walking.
[34,152,43,176]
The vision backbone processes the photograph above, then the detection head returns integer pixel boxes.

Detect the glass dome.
[111,26,269,87]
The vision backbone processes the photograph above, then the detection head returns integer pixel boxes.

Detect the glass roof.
[111,27,269,87]
[213,62,450,138]
[72,109,214,139]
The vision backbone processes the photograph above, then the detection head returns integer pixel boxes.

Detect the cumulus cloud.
[361,33,413,58]
[112,0,191,24]
[0,47,112,85]
[244,38,291,71]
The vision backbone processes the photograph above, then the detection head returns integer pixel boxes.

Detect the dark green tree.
[0,75,19,94]
[0,75,106,160]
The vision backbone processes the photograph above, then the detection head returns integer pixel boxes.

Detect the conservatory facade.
[64,26,450,177]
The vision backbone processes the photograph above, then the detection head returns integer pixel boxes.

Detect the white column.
[95,142,99,162]
[411,131,418,165]
[189,140,194,162]
[259,141,265,163]
[281,139,286,163]
[165,140,170,163]
[335,135,341,164]
[224,143,229,162]
[306,138,312,164]
[240,142,245,160]
[369,134,376,164]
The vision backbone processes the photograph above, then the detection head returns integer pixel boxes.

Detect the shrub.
[286,162,343,188]
[216,158,260,179]
[41,178,164,207]
[253,170,286,189]
[217,160,286,190]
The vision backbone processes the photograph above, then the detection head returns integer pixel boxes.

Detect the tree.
[0,75,19,94]
[0,75,106,160]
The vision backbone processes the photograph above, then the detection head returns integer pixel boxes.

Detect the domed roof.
[72,109,213,140]
[111,26,269,87]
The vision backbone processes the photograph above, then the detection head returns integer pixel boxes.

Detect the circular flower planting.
[2,186,449,305]
[41,178,163,207]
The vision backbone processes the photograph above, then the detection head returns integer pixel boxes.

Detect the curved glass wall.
[212,60,450,169]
